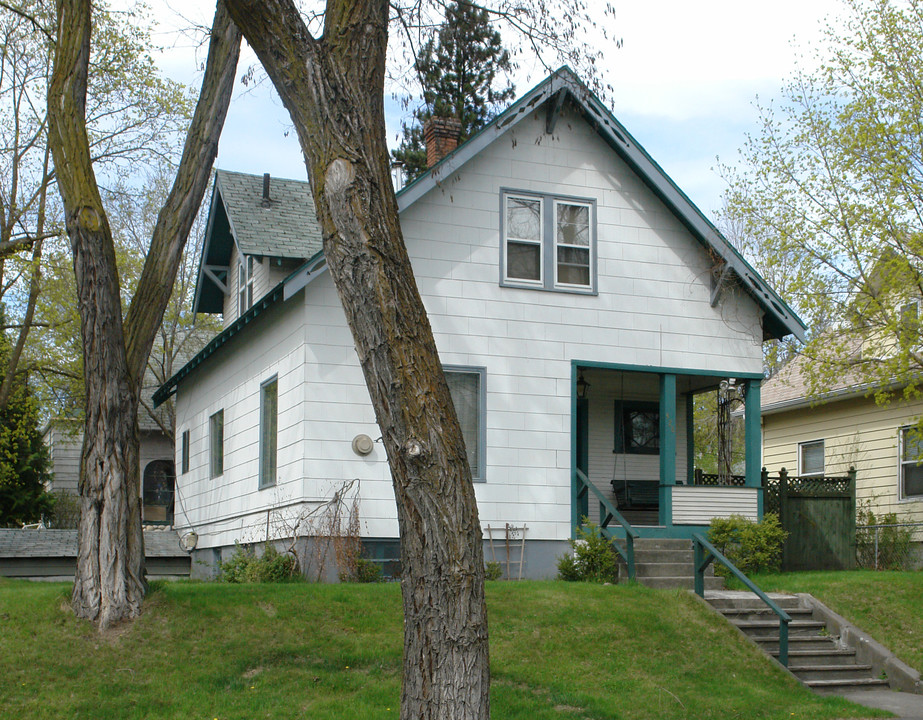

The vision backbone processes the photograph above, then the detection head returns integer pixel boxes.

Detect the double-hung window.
[798,439,824,478]
[209,410,224,478]
[501,191,596,293]
[444,366,486,482]
[899,426,923,499]
[260,376,278,489]
[238,255,255,316]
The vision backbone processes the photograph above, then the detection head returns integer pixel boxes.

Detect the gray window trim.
[898,425,923,501]
[798,439,824,477]
[499,188,597,295]
[181,429,190,475]
[259,375,279,490]
[209,410,224,478]
[443,365,487,483]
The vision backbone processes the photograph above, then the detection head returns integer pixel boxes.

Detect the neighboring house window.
[444,366,486,482]
[614,401,659,455]
[260,376,278,489]
[181,430,190,475]
[209,410,224,478]
[899,426,923,499]
[142,460,175,525]
[798,440,824,477]
[900,300,919,343]
[238,255,255,316]
[501,191,596,293]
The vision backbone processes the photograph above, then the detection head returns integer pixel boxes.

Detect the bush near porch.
[0,578,881,719]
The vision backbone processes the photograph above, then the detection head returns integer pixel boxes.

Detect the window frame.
[613,400,660,455]
[798,439,825,478]
[443,365,487,483]
[259,375,279,490]
[181,429,190,475]
[500,189,597,294]
[209,409,224,479]
[898,425,923,501]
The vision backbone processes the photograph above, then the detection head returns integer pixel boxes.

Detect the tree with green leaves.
[0,311,53,527]
[722,0,923,400]
[391,1,514,180]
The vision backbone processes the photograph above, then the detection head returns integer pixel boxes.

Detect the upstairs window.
[798,439,824,477]
[238,255,255,316]
[900,426,923,499]
[501,191,596,293]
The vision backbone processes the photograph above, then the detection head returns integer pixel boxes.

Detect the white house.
[154,68,805,579]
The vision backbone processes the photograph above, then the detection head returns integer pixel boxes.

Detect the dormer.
[193,170,324,328]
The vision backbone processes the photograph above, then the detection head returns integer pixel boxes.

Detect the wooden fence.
[763,468,857,572]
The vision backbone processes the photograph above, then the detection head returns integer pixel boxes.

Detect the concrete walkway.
[838,689,923,720]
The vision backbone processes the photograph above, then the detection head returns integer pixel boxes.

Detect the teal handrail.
[692,533,791,667]
[574,468,638,580]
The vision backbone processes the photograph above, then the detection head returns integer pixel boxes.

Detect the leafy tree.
[722,0,923,401]
[220,2,614,718]
[0,312,53,527]
[47,0,241,629]
[391,0,514,180]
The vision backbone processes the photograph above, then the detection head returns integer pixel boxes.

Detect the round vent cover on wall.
[352,434,374,456]
[179,532,198,552]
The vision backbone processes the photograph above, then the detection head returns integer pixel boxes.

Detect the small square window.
[209,410,224,478]
[798,440,824,477]
[614,401,659,455]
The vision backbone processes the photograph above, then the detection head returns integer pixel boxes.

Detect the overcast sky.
[143,0,845,219]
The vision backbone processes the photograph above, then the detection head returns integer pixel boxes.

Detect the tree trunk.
[47,0,240,628]
[223,1,489,717]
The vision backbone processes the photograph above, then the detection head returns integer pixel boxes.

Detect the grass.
[0,578,885,720]
[748,569,923,674]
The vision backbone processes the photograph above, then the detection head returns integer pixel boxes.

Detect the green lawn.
[0,578,884,720]
[749,570,923,675]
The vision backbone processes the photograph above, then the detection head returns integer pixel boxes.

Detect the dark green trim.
[153,282,286,407]
[659,374,676,527]
[685,393,695,485]
[745,379,763,516]
[576,359,764,381]
[570,363,579,538]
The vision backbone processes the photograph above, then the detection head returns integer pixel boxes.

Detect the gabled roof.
[193,170,324,313]
[160,67,806,407]
[397,66,805,343]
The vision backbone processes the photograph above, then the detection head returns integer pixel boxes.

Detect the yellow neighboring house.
[761,355,923,541]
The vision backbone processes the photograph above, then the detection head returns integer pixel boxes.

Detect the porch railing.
[693,469,747,486]
[692,533,791,667]
[575,468,638,581]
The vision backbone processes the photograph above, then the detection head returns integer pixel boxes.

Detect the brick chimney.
[423,117,462,168]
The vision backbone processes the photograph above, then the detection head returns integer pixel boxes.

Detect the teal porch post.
[685,391,695,485]
[745,378,763,517]
[659,374,676,526]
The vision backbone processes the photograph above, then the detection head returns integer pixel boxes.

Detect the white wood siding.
[671,486,759,524]
[178,104,767,548]
[763,394,923,532]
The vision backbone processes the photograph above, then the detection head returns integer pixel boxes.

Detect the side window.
[444,366,486,482]
[798,439,824,477]
[614,401,659,455]
[900,426,923,499]
[259,376,278,489]
[181,429,190,475]
[209,410,224,478]
[501,191,596,293]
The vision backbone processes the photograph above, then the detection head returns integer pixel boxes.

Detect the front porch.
[571,362,763,539]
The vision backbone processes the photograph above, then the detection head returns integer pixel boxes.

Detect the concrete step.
[731,619,827,637]
[706,593,802,612]
[790,664,876,683]
[718,607,816,623]
[755,635,841,653]
[639,575,724,590]
[626,548,694,563]
[807,677,891,693]
[631,538,692,551]
[634,562,699,578]
[772,649,858,666]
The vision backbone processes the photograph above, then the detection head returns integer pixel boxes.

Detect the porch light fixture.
[577,372,590,399]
